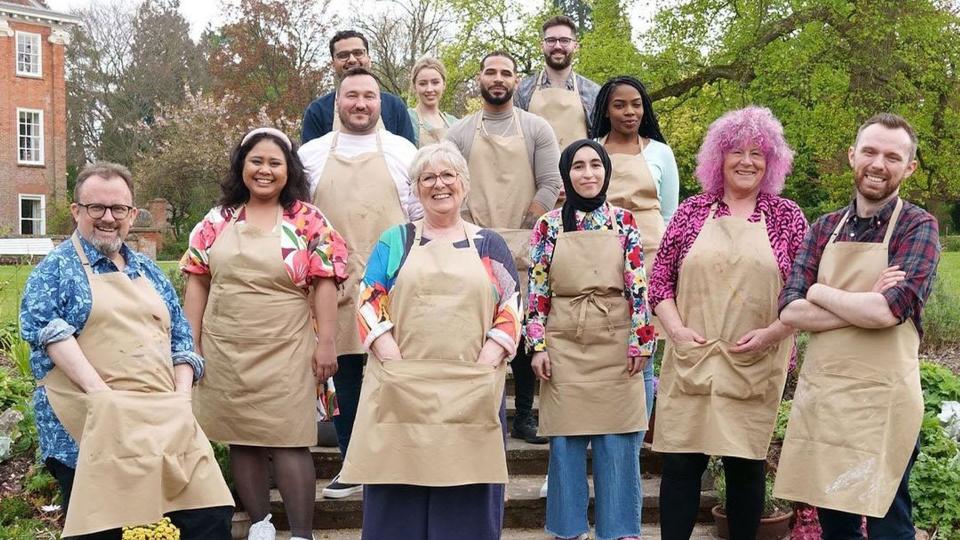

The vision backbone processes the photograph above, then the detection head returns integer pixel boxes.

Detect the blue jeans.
[546,432,642,540]
[817,442,920,540]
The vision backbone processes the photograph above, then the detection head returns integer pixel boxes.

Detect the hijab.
[559,139,613,233]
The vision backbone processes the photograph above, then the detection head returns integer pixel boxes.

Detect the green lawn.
[0,261,180,325]
[938,252,960,291]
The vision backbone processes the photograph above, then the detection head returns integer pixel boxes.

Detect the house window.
[17,109,43,165]
[15,31,41,77]
[19,195,45,236]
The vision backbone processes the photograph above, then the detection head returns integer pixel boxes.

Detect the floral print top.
[182,200,348,287]
[524,203,656,357]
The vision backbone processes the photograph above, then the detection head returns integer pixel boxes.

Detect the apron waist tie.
[569,292,613,338]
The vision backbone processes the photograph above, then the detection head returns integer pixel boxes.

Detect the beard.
[545,51,573,70]
[341,110,379,132]
[88,225,123,256]
[854,169,903,202]
[480,84,514,106]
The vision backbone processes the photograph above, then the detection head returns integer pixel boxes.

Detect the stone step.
[267,475,718,531]
[310,440,664,479]
[273,523,721,539]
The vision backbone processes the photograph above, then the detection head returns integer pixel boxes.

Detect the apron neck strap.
[413,219,475,248]
[536,70,579,95]
[478,109,524,140]
[828,197,903,245]
[70,232,94,272]
[331,130,383,153]
[231,204,284,227]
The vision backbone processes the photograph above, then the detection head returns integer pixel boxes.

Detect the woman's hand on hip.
[312,340,338,382]
[531,351,551,381]
[627,356,648,377]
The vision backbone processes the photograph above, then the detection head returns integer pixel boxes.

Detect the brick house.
[0,0,78,236]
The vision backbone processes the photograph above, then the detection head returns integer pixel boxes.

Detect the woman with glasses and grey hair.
[340,141,520,539]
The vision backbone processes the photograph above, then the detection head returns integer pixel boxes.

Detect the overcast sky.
[45,0,662,42]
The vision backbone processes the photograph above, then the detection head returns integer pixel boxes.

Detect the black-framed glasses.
[543,37,576,47]
[418,171,459,187]
[335,48,368,61]
[77,203,135,219]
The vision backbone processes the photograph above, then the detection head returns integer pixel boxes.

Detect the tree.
[353,0,454,99]
[206,0,336,122]
[577,0,642,84]
[65,0,208,168]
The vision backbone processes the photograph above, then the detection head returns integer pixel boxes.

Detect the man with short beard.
[775,113,940,539]
[446,50,561,444]
[299,66,421,500]
[302,29,416,145]
[515,15,600,152]
[20,162,233,539]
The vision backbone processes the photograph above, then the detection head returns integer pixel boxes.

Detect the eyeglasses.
[77,203,134,219]
[335,49,367,61]
[543,37,576,47]
[418,171,459,187]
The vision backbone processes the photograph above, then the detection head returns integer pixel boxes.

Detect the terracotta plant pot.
[712,505,793,540]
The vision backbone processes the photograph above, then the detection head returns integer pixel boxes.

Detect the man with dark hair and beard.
[516,15,600,152]
[775,113,940,539]
[446,50,561,445]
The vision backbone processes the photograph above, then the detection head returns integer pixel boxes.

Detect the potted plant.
[710,400,795,540]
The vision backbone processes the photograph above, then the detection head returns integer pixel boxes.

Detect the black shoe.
[511,413,548,444]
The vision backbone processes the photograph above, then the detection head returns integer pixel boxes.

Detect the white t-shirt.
[299,129,423,221]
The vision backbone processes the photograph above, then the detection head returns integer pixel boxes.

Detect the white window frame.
[16,108,44,165]
[15,31,42,77]
[18,194,46,236]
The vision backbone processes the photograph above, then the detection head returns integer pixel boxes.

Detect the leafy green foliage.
[0,496,32,526]
[920,361,960,416]
[772,400,791,442]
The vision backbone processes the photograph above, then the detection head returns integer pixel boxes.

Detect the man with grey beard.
[20,162,233,539]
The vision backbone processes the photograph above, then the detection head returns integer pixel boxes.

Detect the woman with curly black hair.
[183,127,349,540]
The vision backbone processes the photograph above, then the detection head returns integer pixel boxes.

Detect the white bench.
[0,238,55,256]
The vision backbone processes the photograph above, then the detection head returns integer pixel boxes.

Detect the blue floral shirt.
[20,236,203,468]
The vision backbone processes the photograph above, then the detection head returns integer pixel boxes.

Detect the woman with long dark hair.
[182,127,348,540]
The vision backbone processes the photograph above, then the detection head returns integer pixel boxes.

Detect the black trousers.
[511,337,536,416]
[46,458,233,540]
[659,453,766,540]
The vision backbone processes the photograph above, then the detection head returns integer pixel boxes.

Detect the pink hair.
[694,106,794,195]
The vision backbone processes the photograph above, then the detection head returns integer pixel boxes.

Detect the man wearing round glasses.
[20,162,233,538]
[516,15,600,153]
[302,29,416,145]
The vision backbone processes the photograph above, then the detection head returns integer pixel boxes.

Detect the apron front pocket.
[375,360,501,426]
[199,333,302,395]
[793,370,892,452]
[669,340,771,400]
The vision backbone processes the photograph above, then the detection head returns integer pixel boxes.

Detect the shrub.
[920,361,960,416]
[923,275,960,347]
[0,496,32,525]
[941,236,960,253]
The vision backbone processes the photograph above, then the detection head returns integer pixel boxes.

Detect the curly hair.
[590,75,666,143]
[219,130,310,210]
[694,106,794,195]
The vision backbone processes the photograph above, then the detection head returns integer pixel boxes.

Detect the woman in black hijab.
[525,140,657,540]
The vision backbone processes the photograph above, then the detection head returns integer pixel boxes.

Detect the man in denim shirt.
[21,162,232,539]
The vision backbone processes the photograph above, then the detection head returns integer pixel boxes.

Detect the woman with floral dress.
[182,127,348,540]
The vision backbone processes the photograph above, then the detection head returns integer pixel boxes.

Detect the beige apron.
[538,218,647,436]
[331,89,386,132]
[528,71,588,150]
[465,109,537,304]
[194,206,317,446]
[653,206,791,459]
[415,109,452,148]
[340,221,508,486]
[42,233,232,537]
[313,131,406,355]
[774,199,922,517]
[604,137,667,334]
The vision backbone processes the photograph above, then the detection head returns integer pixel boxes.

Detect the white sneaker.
[540,476,548,498]
[247,514,276,540]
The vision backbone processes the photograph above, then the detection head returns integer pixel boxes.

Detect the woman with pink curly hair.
[648,106,808,540]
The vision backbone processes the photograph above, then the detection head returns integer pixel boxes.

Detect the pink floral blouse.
[181,200,348,288]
